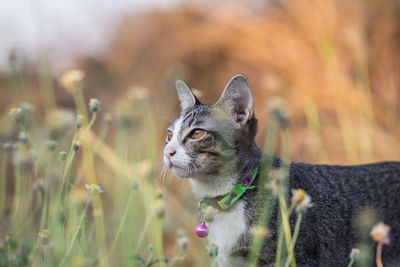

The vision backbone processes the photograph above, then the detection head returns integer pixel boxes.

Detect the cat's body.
[163,75,400,266]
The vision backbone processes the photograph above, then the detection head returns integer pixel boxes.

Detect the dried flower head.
[349,248,360,259]
[38,229,50,239]
[204,205,218,222]
[59,151,67,161]
[46,140,57,151]
[251,225,268,240]
[76,114,85,129]
[103,112,113,124]
[88,98,100,113]
[370,222,391,245]
[291,189,313,213]
[127,86,151,101]
[291,188,307,203]
[73,140,81,152]
[267,97,290,128]
[18,131,27,143]
[191,88,203,98]
[207,243,219,257]
[266,168,285,195]
[33,178,45,191]
[85,183,103,197]
[131,182,139,190]
[177,235,189,253]
[154,198,165,218]
[38,229,50,245]
[60,69,85,92]
[2,142,13,152]
[8,107,22,120]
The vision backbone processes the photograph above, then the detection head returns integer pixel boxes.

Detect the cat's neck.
[189,141,262,199]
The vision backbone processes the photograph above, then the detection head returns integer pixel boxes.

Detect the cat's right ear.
[176,80,200,110]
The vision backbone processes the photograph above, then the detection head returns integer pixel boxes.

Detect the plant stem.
[135,210,153,254]
[278,194,296,267]
[108,188,136,264]
[59,199,90,267]
[347,257,355,267]
[284,212,303,267]
[376,242,383,267]
[18,123,48,163]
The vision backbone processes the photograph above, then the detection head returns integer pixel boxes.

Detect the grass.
[1,1,399,265]
[0,71,393,266]
[0,75,362,267]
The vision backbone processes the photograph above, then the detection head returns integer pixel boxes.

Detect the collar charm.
[196,201,208,238]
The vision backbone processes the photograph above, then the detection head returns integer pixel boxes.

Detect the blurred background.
[0,0,400,266]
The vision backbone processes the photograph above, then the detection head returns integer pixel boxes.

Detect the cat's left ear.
[176,80,201,110]
[214,74,254,129]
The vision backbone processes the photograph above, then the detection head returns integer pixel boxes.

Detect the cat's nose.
[165,149,176,160]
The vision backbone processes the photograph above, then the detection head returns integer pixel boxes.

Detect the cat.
[163,74,400,266]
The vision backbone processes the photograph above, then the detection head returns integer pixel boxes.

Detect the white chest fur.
[208,200,248,267]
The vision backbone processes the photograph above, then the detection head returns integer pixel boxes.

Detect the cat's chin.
[169,166,191,179]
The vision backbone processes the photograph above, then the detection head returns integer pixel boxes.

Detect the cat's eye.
[166,131,173,142]
[190,129,206,139]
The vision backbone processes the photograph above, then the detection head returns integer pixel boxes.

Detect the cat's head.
[163,74,258,179]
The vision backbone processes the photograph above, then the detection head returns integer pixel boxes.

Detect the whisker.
[161,167,167,186]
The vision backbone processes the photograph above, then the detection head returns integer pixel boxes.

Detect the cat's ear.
[176,80,201,110]
[214,74,254,128]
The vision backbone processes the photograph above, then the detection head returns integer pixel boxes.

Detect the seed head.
[88,98,100,113]
[46,140,57,151]
[127,86,151,101]
[291,189,313,213]
[131,182,139,190]
[191,88,203,98]
[8,107,22,120]
[207,243,219,257]
[267,98,290,128]
[103,112,112,124]
[85,183,104,198]
[2,142,13,152]
[38,229,50,239]
[60,69,85,92]
[154,198,165,218]
[349,248,360,259]
[59,151,67,161]
[370,222,391,245]
[177,235,189,253]
[38,229,50,245]
[76,114,85,129]
[267,168,285,195]
[251,225,268,240]
[18,131,27,143]
[204,206,218,222]
[73,140,81,152]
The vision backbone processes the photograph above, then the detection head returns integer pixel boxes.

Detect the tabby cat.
[163,75,400,266]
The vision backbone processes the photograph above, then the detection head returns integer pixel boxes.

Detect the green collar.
[216,167,258,209]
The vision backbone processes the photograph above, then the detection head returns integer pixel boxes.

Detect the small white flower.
[370,222,391,245]
[85,183,104,196]
[291,189,313,212]
[88,98,100,112]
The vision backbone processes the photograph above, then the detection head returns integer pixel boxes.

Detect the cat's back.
[289,161,400,204]
[287,161,400,266]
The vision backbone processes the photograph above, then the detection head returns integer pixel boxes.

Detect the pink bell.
[195,221,208,238]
